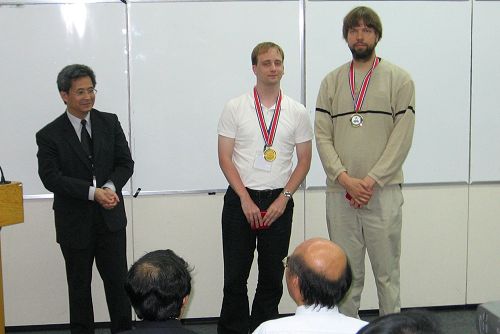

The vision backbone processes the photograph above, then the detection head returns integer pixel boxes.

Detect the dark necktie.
[80,119,93,159]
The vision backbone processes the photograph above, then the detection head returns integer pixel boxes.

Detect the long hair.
[342,6,383,41]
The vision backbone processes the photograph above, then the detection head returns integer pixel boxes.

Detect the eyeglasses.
[282,256,290,268]
[72,88,97,97]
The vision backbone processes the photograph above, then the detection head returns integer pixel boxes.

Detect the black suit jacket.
[119,320,198,334]
[36,108,134,248]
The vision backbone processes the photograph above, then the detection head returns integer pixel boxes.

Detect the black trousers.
[60,208,132,334]
[218,186,293,334]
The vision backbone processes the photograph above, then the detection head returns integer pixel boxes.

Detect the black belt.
[246,187,283,199]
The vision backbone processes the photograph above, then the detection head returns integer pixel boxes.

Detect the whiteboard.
[0,0,481,196]
[305,1,471,187]
[470,1,500,182]
[0,2,130,196]
[128,1,301,193]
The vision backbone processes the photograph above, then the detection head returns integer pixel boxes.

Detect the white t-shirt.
[252,305,367,334]
[218,91,313,190]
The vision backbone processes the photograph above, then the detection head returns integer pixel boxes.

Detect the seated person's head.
[285,238,352,308]
[356,310,442,334]
[125,249,192,321]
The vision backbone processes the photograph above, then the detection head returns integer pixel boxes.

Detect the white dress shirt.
[252,305,367,334]
[66,111,115,200]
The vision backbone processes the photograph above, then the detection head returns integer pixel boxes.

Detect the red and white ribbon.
[253,86,282,147]
[349,57,380,112]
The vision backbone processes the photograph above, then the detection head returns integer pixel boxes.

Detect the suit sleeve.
[106,114,134,191]
[36,129,91,200]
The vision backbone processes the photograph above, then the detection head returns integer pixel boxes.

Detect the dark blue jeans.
[218,186,294,334]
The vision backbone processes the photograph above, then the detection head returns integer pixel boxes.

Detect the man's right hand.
[95,187,119,210]
[240,195,263,229]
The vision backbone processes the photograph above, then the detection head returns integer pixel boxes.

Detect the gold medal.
[263,147,277,162]
[254,88,282,163]
[350,114,363,127]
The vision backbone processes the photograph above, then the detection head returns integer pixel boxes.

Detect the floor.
[6,305,479,334]
[185,306,479,333]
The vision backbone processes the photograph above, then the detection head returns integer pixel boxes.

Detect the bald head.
[286,238,352,308]
[293,238,348,281]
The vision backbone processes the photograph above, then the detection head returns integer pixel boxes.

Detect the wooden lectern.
[0,182,24,334]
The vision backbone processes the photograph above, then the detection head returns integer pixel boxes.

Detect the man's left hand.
[262,194,289,226]
[349,176,377,208]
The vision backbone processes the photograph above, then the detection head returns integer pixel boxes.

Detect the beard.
[349,44,376,61]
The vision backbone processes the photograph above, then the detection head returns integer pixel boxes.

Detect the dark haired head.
[57,64,96,93]
[356,310,442,334]
[343,6,383,41]
[125,249,192,321]
[287,252,352,308]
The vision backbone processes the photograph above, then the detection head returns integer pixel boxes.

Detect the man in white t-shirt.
[217,42,313,334]
[253,238,367,334]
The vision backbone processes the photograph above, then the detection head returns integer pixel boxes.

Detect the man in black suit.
[121,249,196,334]
[36,64,134,334]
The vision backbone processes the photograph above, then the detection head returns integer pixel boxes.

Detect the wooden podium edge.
[0,181,24,334]
[0,237,4,334]
[0,182,24,227]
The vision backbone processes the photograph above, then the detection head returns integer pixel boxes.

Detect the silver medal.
[350,114,363,127]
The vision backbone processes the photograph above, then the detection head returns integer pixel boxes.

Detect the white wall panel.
[467,184,500,303]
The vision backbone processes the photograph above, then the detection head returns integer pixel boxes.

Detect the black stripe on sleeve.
[395,106,415,117]
[316,107,330,114]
